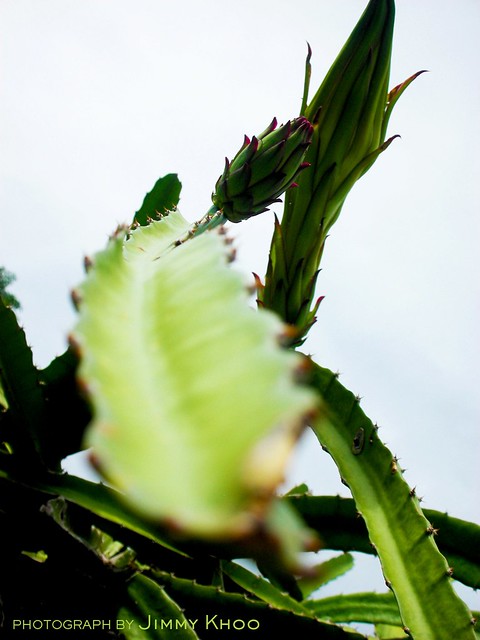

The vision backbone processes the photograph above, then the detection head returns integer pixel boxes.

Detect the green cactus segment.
[220,560,313,616]
[260,0,421,345]
[308,363,476,640]
[305,591,402,626]
[133,174,182,226]
[212,117,313,223]
[0,297,46,466]
[146,569,368,639]
[306,593,480,640]
[288,495,480,590]
[418,509,480,590]
[118,573,199,640]
[375,624,410,640]
[298,553,355,598]
[72,210,316,539]
[0,266,20,310]
[38,348,91,467]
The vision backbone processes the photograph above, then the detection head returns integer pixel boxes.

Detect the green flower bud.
[260,0,424,346]
[212,117,313,223]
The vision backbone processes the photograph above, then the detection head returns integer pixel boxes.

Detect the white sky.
[1,0,479,609]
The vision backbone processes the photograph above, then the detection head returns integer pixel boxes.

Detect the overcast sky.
[1,0,479,610]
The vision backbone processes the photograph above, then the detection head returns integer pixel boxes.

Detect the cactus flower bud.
[260,0,424,346]
[212,117,313,223]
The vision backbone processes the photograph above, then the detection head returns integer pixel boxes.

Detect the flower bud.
[260,0,424,346]
[212,117,313,223]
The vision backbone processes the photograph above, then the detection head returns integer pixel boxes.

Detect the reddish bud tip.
[306,42,312,63]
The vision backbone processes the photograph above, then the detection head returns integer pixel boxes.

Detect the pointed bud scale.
[212,117,313,222]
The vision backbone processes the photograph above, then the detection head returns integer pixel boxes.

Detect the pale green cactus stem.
[259,0,424,346]
[211,117,313,223]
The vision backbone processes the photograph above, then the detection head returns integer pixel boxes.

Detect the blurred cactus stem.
[212,117,313,223]
[258,0,424,346]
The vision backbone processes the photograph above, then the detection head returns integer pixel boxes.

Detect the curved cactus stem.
[0,298,46,467]
[38,348,91,466]
[0,469,187,556]
[287,495,480,591]
[119,573,200,639]
[305,591,403,627]
[307,362,476,640]
[297,553,355,599]
[220,559,313,616]
[145,568,368,639]
[305,593,479,639]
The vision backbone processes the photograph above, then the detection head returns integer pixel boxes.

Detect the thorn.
[426,525,439,537]
[75,376,92,399]
[70,289,82,310]
[446,567,454,577]
[409,486,417,497]
[403,627,412,637]
[83,256,94,272]
[252,272,264,291]
[67,332,81,354]
[390,458,398,474]
[385,578,392,590]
